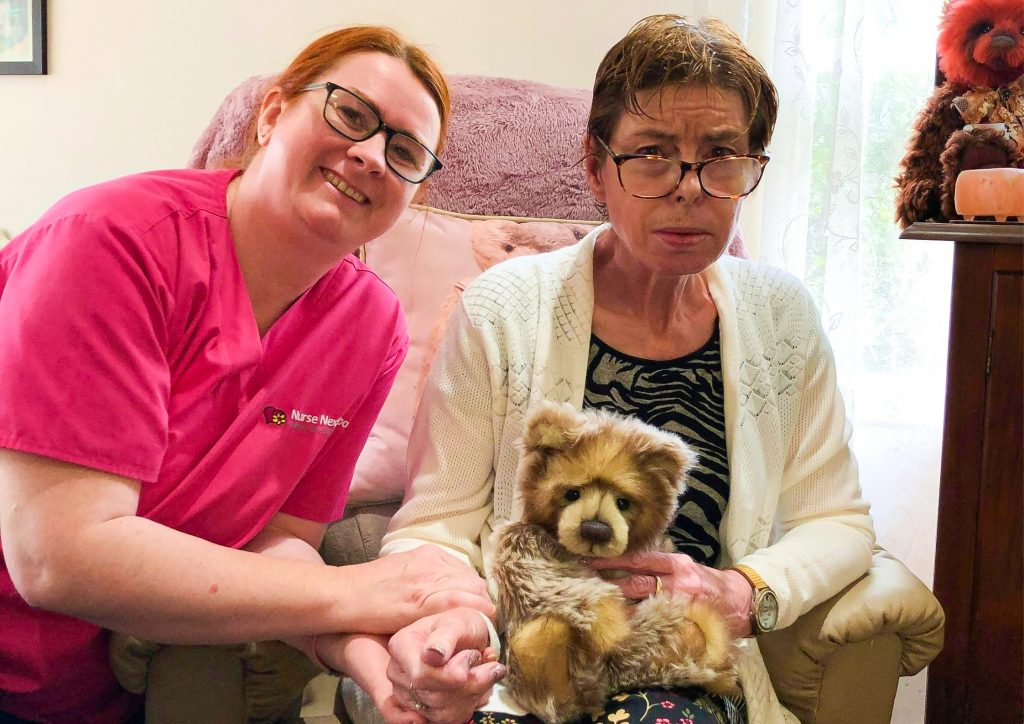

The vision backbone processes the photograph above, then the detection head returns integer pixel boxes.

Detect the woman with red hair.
[0,25,496,723]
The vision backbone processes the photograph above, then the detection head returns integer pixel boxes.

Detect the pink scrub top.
[0,169,408,722]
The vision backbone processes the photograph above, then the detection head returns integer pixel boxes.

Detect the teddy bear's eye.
[971,21,994,36]
[564,489,581,502]
[616,497,630,511]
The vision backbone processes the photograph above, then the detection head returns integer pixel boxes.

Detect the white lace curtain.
[750,0,948,579]
[683,1,949,719]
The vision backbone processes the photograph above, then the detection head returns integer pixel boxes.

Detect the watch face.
[756,590,779,632]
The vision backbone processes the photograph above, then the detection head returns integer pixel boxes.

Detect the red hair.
[938,0,1024,88]
[233,26,450,169]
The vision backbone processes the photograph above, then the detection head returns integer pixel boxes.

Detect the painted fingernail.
[492,664,508,681]
[427,645,449,659]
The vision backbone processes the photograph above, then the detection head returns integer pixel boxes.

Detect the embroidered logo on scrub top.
[263,406,288,426]
[276,407,351,437]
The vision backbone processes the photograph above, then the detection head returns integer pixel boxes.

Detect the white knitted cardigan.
[380,225,875,722]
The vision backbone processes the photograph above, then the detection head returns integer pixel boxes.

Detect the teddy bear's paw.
[508,615,575,705]
[662,602,740,695]
[668,618,710,658]
[507,615,614,723]
[682,601,735,669]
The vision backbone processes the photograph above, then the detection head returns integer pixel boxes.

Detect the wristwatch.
[730,564,779,635]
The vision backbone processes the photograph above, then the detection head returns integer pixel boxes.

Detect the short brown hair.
[232,25,450,169]
[588,15,778,154]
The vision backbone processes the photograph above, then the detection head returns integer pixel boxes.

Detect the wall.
[0,0,763,238]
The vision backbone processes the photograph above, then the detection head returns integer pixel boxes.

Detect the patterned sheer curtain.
[686,0,949,720]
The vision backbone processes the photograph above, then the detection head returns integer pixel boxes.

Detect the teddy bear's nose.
[989,33,1016,52]
[580,519,613,543]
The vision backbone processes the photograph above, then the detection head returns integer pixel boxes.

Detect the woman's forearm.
[33,513,360,644]
[243,518,331,659]
[321,634,394,701]
[2,450,493,644]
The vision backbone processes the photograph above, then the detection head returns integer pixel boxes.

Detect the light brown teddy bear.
[492,402,738,723]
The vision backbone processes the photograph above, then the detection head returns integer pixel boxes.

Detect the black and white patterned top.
[583,325,729,566]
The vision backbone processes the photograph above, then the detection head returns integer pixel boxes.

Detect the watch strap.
[729,563,773,635]
[730,563,769,591]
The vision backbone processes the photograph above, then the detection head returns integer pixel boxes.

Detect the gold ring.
[655,575,664,596]
[410,688,427,712]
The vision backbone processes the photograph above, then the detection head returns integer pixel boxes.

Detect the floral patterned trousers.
[473,687,744,724]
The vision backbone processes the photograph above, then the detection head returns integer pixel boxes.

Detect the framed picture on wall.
[0,0,46,75]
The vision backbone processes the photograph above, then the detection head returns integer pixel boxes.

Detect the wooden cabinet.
[901,223,1023,724]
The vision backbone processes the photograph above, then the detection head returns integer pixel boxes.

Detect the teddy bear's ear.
[633,429,697,495]
[521,401,584,453]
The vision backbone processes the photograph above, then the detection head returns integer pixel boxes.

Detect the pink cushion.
[349,206,596,503]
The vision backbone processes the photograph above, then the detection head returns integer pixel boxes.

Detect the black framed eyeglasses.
[594,136,769,200]
[300,82,443,184]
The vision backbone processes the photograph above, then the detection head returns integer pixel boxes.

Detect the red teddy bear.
[894,0,1023,228]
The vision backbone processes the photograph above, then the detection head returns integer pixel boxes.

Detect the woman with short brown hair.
[374,14,871,724]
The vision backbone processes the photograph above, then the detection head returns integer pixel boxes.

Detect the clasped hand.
[384,607,506,724]
[357,546,495,632]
